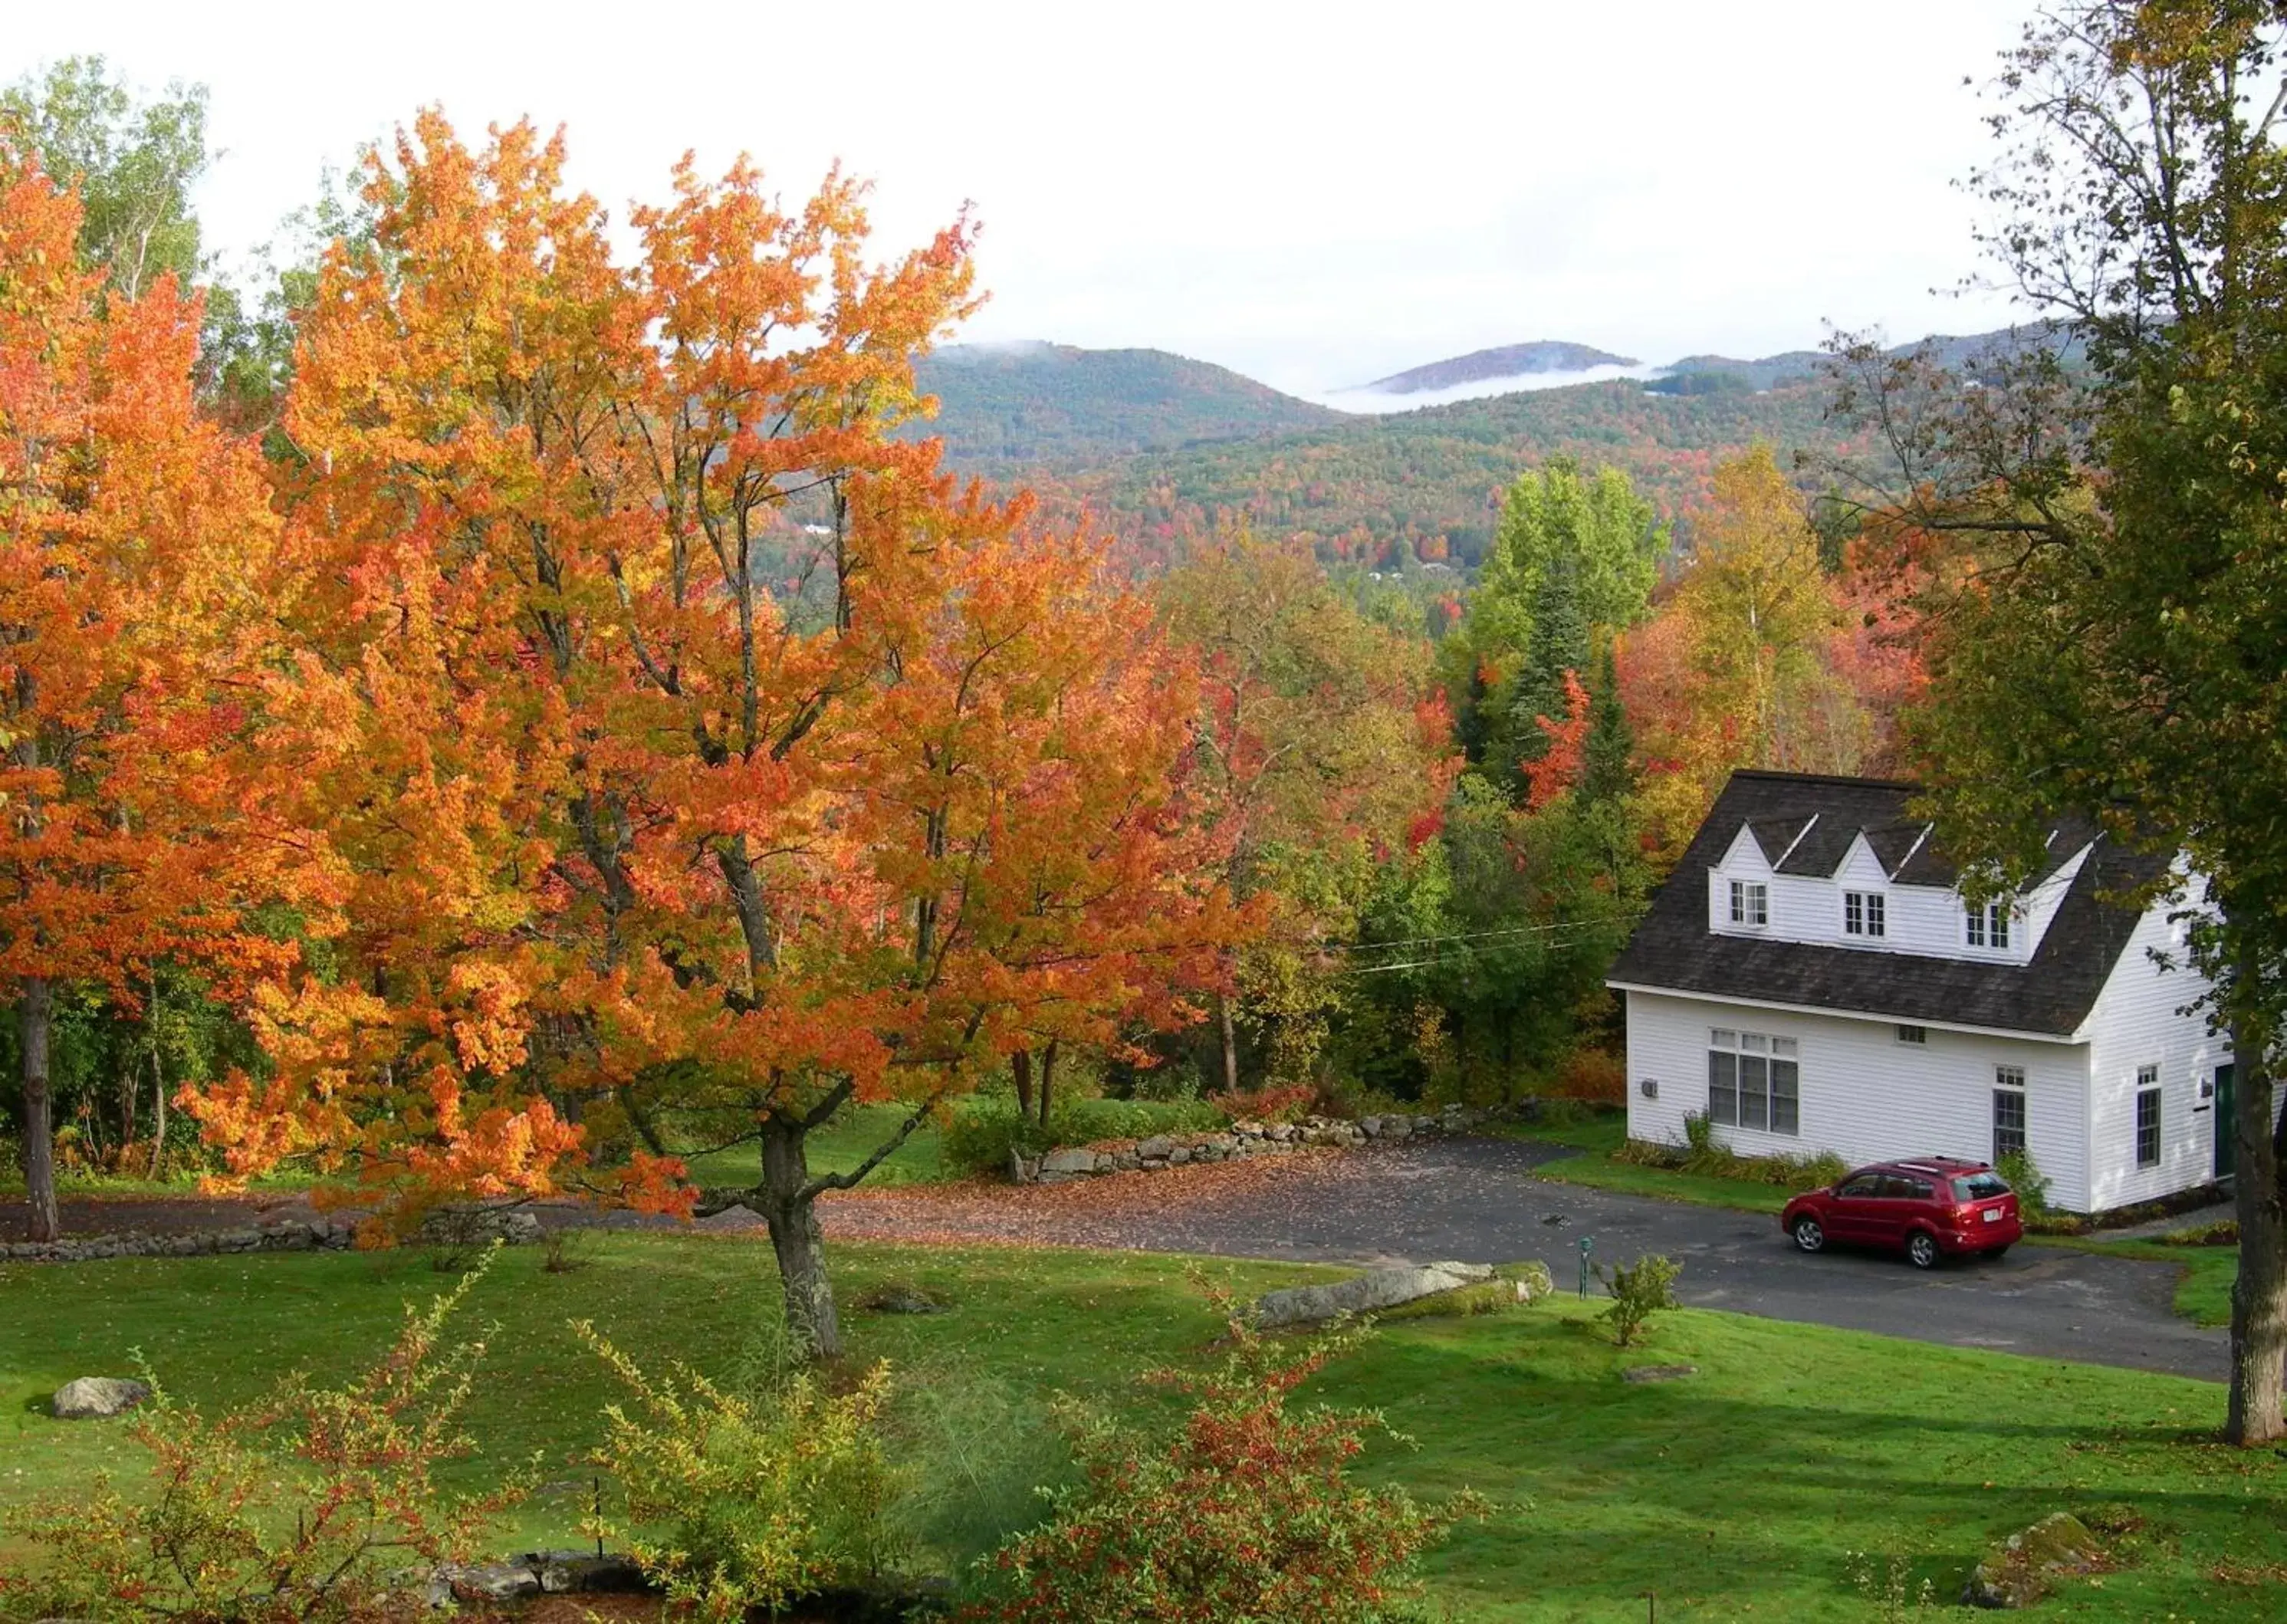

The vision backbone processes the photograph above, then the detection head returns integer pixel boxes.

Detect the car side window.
[1882,1176,1934,1201]
[1837,1175,1884,1198]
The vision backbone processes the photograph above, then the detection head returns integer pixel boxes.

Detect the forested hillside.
[927,328,2063,573]
[1070,376,1845,569]
[914,341,1342,475]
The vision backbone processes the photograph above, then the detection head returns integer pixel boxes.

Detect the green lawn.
[5,1236,2282,1620]
[1503,1114,1797,1215]
[676,1102,955,1189]
[2046,1237,2239,1327]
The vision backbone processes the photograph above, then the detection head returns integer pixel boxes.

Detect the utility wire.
[1327,912,1648,978]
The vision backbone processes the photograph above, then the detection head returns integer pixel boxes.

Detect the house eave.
[1605,979,2087,1046]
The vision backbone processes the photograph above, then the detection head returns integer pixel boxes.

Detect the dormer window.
[1844,891,1886,939]
[1966,899,2013,950]
[1729,879,1768,927]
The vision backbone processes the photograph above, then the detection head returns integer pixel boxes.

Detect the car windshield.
[1951,1172,2010,1202]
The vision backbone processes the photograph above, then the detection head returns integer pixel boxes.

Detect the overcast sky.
[5,0,2037,396]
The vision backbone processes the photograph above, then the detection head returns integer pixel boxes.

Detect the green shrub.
[576,1322,904,1622]
[1621,1119,1845,1189]
[960,1302,1484,1623]
[886,1360,1075,1580]
[2160,1218,2239,1247]
[1996,1149,2052,1216]
[942,1096,1229,1179]
[0,1251,527,1624]
[1536,1096,1615,1129]
[1596,1253,1681,1348]
[940,1100,1052,1179]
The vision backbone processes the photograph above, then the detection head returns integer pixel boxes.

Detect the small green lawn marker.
[1578,1233,1594,1299]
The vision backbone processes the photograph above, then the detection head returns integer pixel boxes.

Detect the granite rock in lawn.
[1254,1261,1495,1328]
[51,1376,153,1419]
[1962,1511,2106,1609]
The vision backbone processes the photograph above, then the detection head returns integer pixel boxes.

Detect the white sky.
[5,0,2035,396]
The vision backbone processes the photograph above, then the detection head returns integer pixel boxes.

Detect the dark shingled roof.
[1608,771,2167,1037]
[1747,814,1815,865]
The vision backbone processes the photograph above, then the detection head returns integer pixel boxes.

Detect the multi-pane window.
[1729,879,1768,927]
[2135,1065,2162,1169]
[1844,890,1886,938]
[1707,1028,1799,1136]
[1993,1065,2027,1162]
[1966,899,2013,949]
[1896,1024,1927,1045]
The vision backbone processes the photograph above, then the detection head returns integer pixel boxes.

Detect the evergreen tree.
[1507,544,1589,774]
[1438,458,1663,774]
[1579,641,1634,808]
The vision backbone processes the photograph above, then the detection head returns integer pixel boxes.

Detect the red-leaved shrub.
[961,1295,1484,1624]
[1208,1081,1317,1123]
[1551,1046,1625,1103]
[0,1251,527,1624]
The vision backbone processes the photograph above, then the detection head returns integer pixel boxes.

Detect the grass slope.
[3,1238,2279,1619]
[1509,1115,1796,1217]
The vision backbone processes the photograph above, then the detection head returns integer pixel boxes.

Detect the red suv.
[1780,1157,2022,1268]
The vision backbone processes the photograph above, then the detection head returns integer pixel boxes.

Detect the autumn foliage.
[165,116,1238,1351]
[0,150,297,1239]
[961,1301,1483,1624]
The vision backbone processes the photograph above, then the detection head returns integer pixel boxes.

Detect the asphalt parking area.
[818,1136,2228,1381]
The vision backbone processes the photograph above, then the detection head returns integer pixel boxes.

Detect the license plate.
[1982,1208,2003,1223]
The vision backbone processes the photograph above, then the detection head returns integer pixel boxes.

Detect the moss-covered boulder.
[1962,1511,2106,1608]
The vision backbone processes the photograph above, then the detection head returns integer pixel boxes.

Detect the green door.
[2215,1063,2236,1180]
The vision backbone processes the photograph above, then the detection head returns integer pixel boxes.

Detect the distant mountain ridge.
[1365,340,1638,394]
[914,342,1340,476]
[914,325,2065,574]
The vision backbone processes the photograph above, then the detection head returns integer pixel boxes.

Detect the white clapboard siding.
[2081,896,2234,1210]
[1625,990,2095,1209]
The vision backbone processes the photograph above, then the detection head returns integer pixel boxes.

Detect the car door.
[1873,1175,1934,1249]
[1825,1172,1887,1241]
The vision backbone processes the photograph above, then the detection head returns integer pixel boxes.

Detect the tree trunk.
[20,978,59,1243]
[1037,1040,1060,1129]
[1217,991,1240,1097]
[116,1054,137,1165]
[2226,1001,2285,1445]
[759,1111,841,1360]
[149,1040,166,1181]
[1011,1050,1033,1120]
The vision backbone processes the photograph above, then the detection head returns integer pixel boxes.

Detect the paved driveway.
[820,1136,2229,1382]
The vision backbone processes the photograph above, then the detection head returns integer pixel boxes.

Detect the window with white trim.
[1896,1024,1927,1045]
[1844,890,1886,938]
[2134,1065,2161,1169]
[1729,879,1768,927]
[1965,899,2013,949]
[1993,1064,2026,1162]
[1707,1028,1799,1136]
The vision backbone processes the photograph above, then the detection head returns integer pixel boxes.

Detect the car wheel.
[1792,1216,1825,1253]
[1907,1231,1941,1269]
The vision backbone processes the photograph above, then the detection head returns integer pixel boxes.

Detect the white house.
[1607,770,2237,1214]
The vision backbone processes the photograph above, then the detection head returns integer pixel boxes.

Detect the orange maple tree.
[0,153,293,1241]
[186,116,1239,1354]
[1519,669,1591,811]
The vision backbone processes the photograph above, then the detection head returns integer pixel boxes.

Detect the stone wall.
[1008,1103,1507,1185]
[0,1205,542,1265]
